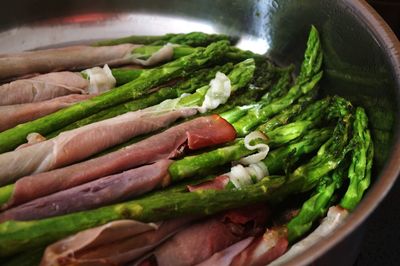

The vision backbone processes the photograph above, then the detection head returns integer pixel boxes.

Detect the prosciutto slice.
[3,115,236,209]
[0,94,93,131]
[0,160,173,221]
[0,108,196,186]
[0,71,89,106]
[195,237,254,266]
[230,228,289,266]
[137,206,269,266]
[0,43,174,80]
[41,218,192,266]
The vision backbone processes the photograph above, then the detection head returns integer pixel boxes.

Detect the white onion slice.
[240,131,270,165]
[83,64,116,94]
[198,72,231,113]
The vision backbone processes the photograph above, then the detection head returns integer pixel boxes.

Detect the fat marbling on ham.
[0,71,89,106]
[0,94,93,131]
[2,115,236,209]
[0,107,197,186]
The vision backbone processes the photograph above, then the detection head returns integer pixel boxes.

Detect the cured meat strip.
[230,228,288,266]
[41,218,192,266]
[0,94,93,131]
[137,206,269,266]
[3,115,236,209]
[0,108,196,186]
[0,160,173,221]
[0,71,89,106]
[0,44,140,80]
[195,238,254,266]
[197,228,288,266]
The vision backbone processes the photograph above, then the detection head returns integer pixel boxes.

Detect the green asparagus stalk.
[94,32,236,47]
[287,166,345,242]
[232,72,322,136]
[0,176,285,257]
[219,63,294,123]
[265,128,332,174]
[260,65,294,104]
[0,41,231,153]
[47,63,234,138]
[340,107,373,211]
[232,26,323,136]
[109,68,144,86]
[270,115,352,204]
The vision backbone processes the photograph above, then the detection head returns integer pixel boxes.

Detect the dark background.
[356,1,399,265]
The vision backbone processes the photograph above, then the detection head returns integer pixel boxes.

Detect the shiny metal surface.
[1,0,399,265]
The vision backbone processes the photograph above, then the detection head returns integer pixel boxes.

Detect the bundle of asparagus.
[0,27,374,266]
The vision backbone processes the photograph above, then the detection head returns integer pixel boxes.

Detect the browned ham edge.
[0,44,140,80]
[0,72,89,106]
[41,218,193,266]
[0,160,173,221]
[0,108,197,186]
[137,206,269,266]
[2,115,236,209]
[0,94,93,132]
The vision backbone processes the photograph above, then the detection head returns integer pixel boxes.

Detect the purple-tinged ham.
[2,115,236,209]
[0,71,89,106]
[0,108,196,186]
[41,218,192,266]
[0,160,173,221]
[0,94,93,131]
[137,206,269,266]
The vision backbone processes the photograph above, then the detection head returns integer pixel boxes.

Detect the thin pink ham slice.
[0,94,93,131]
[231,228,289,266]
[137,206,269,266]
[2,115,236,209]
[0,44,140,80]
[0,160,173,221]
[41,218,192,266]
[0,71,89,106]
[196,228,288,266]
[0,108,196,186]
[195,237,254,266]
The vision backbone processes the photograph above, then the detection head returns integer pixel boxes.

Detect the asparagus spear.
[0,176,285,257]
[94,32,236,47]
[47,63,234,138]
[265,128,332,174]
[287,167,345,242]
[232,26,323,136]
[270,116,352,204]
[0,41,230,153]
[340,107,373,211]
[219,63,294,123]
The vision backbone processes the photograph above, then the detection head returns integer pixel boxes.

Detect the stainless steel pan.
[1,0,399,265]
